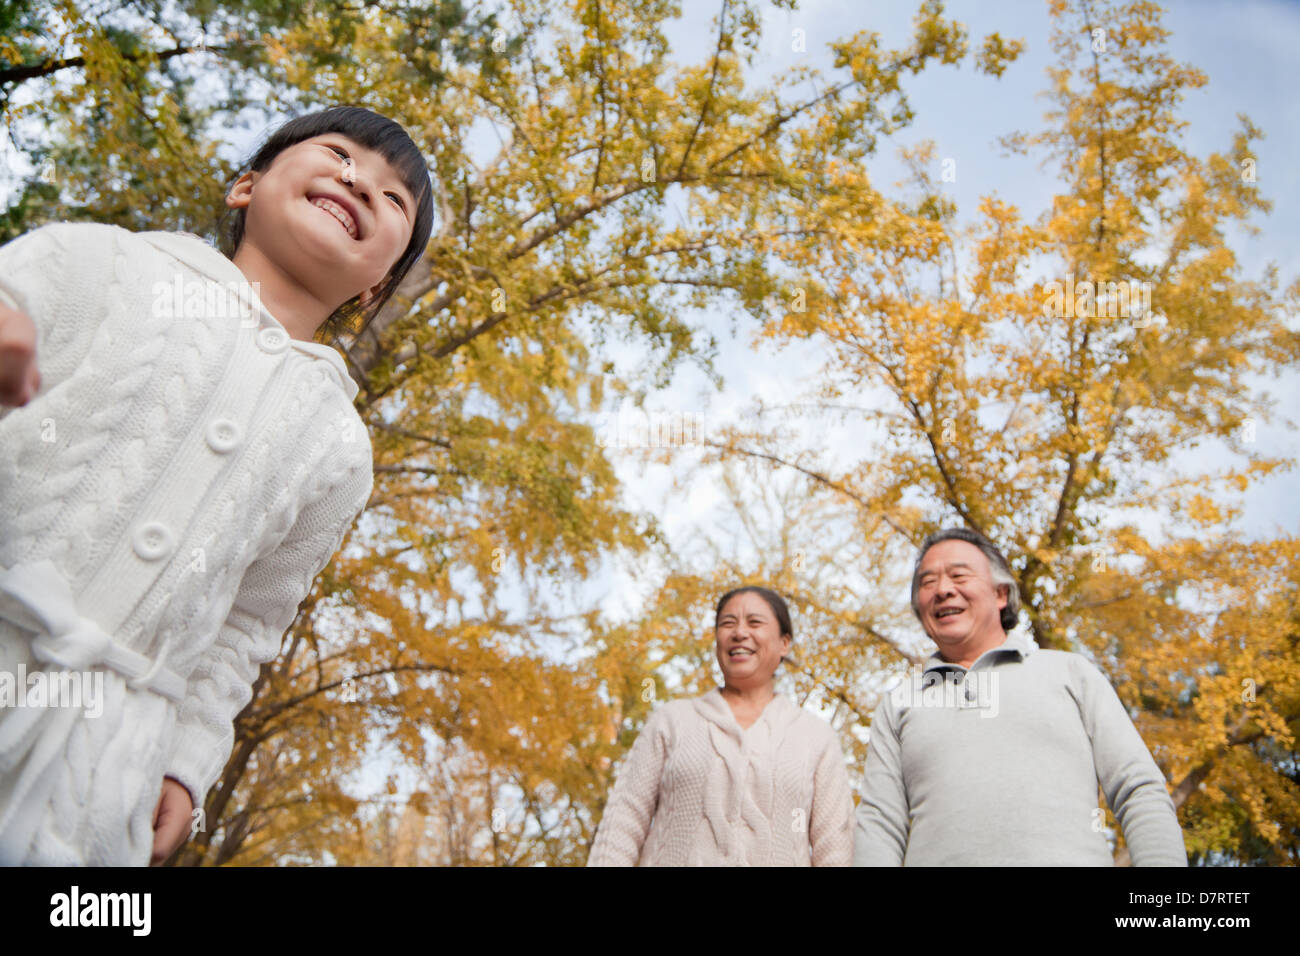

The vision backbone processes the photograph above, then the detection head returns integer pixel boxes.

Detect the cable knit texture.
[0,223,373,864]
[587,689,854,866]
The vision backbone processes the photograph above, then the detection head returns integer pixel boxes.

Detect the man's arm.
[854,694,909,866]
[1072,658,1188,866]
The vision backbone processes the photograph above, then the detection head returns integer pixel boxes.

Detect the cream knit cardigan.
[0,223,373,864]
[587,688,854,866]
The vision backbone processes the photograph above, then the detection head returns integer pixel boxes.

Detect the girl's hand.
[0,302,39,406]
[150,776,195,865]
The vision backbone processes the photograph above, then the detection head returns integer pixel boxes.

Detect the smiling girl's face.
[225,134,416,312]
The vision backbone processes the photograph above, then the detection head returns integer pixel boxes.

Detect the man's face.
[915,539,1008,649]
[227,134,416,309]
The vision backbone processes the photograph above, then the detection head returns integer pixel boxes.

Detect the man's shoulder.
[1025,646,1107,678]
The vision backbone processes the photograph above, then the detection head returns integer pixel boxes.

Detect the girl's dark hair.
[714,586,794,643]
[217,105,435,341]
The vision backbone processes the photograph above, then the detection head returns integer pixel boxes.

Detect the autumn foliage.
[2,0,1296,865]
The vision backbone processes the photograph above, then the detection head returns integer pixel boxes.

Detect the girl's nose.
[339,159,376,207]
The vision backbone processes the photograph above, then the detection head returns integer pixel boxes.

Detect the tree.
[1,0,500,239]
[152,0,1005,864]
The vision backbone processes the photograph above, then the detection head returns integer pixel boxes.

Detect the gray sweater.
[854,631,1188,866]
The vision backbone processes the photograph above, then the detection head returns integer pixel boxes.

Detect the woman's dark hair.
[217,105,435,341]
[714,586,794,646]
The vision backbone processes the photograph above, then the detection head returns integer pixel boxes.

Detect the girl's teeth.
[313,199,356,238]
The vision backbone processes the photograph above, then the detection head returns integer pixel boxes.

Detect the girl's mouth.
[309,195,360,240]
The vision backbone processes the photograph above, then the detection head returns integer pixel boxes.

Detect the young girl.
[0,106,434,864]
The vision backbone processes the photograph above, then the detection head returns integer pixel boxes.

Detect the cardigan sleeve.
[0,223,108,413]
[163,445,373,807]
[808,729,854,866]
[1069,657,1189,866]
[0,225,59,314]
[587,707,671,867]
[854,694,909,866]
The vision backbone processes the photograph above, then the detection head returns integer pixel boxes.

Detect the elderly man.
[854,527,1187,866]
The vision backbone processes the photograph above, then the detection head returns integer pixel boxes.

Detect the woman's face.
[715,591,791,690]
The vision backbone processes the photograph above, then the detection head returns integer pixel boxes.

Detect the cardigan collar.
[138,230,361,401]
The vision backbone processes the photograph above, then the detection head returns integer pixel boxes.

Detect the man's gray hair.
[909,527,1020,631]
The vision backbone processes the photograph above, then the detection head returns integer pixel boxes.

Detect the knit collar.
[693,687,800,739]
[137,230,362,402]
[923,629,1032,676]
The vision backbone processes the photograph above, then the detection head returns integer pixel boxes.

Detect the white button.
[257,327,290,353]
[132,522,175,561]
[205,417,242,453]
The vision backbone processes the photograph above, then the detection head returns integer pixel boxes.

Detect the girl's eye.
[326,144,406,211]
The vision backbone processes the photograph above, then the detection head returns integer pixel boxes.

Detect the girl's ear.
[226,171,258,209]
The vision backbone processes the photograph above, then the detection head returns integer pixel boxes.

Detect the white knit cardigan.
[0,222,373,864]
[587,688,855,866]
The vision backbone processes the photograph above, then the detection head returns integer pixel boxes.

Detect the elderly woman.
[587,586,854,866]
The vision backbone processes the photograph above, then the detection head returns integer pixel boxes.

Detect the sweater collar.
[137,230,362,402]
[693,687,799,737]
[923,629,1032,675]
